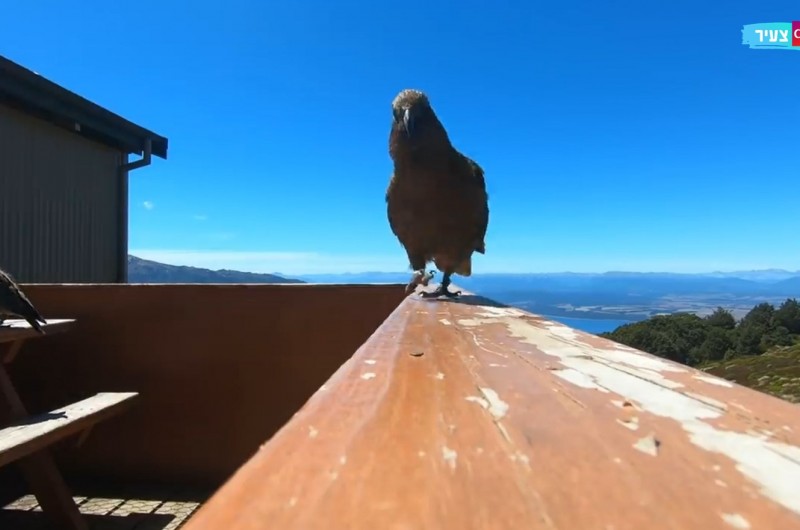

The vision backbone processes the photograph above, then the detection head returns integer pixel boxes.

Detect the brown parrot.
[0,267,47,333]
[386,88,489,298]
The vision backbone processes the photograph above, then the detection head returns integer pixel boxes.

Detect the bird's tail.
[455,256,472,277]
[28,318,45,334]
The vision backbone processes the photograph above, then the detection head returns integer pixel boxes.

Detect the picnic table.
[0,318,138,530]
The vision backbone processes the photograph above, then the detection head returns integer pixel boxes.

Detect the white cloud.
[142,201,155,210]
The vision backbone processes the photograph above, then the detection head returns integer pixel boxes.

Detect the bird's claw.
[405,270,435,295]
[420,285,461,299]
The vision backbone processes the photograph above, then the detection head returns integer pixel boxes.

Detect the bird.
[385,88,489,298]
[0,267,47,334]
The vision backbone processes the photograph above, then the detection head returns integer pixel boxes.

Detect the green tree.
[740,302,775,329]
[775,298,800,334]
[705,307,736,330]
[693,327,734,363]
[761,325,793,350]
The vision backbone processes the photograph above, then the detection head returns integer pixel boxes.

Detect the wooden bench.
[0,318,140,530]
[0,392,138,468]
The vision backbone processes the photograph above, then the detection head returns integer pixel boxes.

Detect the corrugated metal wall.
[0,104,123,283]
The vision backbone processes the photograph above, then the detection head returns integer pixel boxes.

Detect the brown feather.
[0,267,47,333]
[386,89,489,279]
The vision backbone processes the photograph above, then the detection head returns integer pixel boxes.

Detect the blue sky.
[3,1,799,274]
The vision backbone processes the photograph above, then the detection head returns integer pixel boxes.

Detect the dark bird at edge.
[385,88,489,298]
[0,267,47,334]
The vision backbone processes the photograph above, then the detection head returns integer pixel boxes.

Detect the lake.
[545,315,634,334]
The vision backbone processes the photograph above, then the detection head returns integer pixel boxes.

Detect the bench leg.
[0,363,87,529]
[17,452,88,530]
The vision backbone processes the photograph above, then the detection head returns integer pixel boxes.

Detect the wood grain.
[182,291,800,530]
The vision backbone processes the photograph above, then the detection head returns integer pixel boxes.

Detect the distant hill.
[701,344,800,404]
[297,271,800,297]
[127,255,304,284]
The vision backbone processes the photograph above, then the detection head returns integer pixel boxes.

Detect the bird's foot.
[420,283,462,299]
[405,270,435,295]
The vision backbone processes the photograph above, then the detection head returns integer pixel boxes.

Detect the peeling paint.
[471,305,800,517]
[616,417,639,431]
[465,396,489,409]
[441,446,458,471]
[361,372,376,380]
[694,374,734,388]
[364,359,377,365]
[510,452,530,465]
[287,497,298,508]
[633,434,660,456]
[554,368,610,393]
[715,479,727,488]
[479,387,509,420]
[339,455,347,465]
[308,426,318,439]
[439,318,452,326]
[435,372,445,380]
[466,389,509,422]
[488,363,506,367]
[720,513,751,529]
[417,450,426,458]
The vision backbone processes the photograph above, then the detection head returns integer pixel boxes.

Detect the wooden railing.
[182,290,800,530]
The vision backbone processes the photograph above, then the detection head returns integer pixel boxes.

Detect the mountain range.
[127,255,304,284]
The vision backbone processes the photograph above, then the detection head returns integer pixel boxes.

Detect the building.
[0,54,168,283]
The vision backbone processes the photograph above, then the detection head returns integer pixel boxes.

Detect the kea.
[0,267,46,334]
[386,88,489,298]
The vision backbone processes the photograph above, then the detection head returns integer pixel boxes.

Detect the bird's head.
[391,89,433,139]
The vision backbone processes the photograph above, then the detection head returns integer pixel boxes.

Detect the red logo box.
[793,21,800,46]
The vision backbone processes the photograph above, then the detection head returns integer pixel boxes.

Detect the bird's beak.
[402,107,414,137]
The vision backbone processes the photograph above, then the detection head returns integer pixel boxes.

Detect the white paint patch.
[613,457,623,464]
[308,426,318,439]
[488,363,506,367]
[715,479,727,488]
[364,359,377,365]
[287,497,298,508]
[435,372,445,380]
[361,372,376,380]
[687,423,800,515]
[339,455,347,465]
[633,434,660,456]
[480,308,800,517]
[510,452,530,465]
[694,374,734,388]
[465,396,489,409]
[442,446,458,471]
[720,513,751,529]
[555,368,610,393]
[479,387,509,420]
[439,318,453,326]
[617,417,640,431]
[418,450,426,458]
[685,392,728,411]
[466,389,510,421]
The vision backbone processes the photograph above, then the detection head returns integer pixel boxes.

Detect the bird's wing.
[385,173,402,238]
[465,156,489,254]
